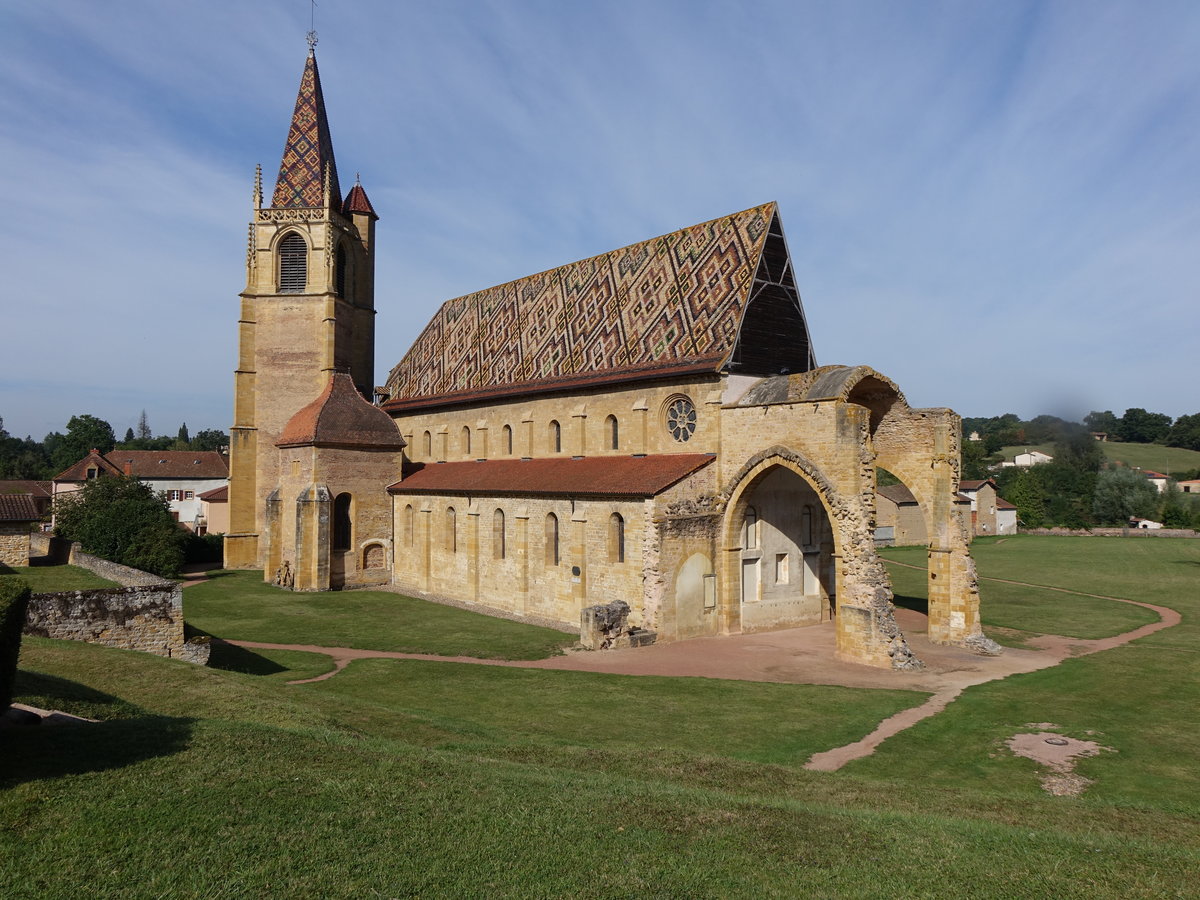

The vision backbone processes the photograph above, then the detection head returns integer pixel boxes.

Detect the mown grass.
[184,569,575,660]
[0,564,117,592]
[881,541,1161,640]
[4,536,1200,897]
[997,441,1200,475]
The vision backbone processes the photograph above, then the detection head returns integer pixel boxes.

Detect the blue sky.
[1,0,1197,441]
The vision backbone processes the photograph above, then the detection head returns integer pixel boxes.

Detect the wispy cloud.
[2,0,1197,439]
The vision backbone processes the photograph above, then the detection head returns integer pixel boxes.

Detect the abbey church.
[225,50,997,670]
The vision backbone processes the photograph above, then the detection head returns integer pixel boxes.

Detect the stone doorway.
[734,466,834,633]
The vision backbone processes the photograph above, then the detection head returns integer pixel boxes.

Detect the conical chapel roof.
[272,51,340,209]
[278,374,406,450]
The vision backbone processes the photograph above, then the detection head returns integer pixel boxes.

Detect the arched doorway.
[728,464,835,633]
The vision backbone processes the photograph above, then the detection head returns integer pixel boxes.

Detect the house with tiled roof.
[0,492,41,566]
[53,449,228,530]
[223,48,999,670]
[0,480,52,521]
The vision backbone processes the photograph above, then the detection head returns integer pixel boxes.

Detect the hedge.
[0,576,31,709]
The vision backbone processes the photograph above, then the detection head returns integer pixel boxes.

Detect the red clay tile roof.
[877,484,918,505]
[388,454,713,498]
[342,183,377,219]
[278,373,407,449]
[198,485,228,502]
[996,497,1017,510]
[1143,471,1168,479]
[102,450,229,479]
[0,493,40,521]
[53,450,122,482]
[0,480,51,498]
[958,479,995,491]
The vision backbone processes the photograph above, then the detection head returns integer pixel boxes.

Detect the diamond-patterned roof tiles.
[384,203,777,407]
[272,52,340,209]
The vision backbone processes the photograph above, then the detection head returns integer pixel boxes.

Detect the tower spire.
[271,51,340,209]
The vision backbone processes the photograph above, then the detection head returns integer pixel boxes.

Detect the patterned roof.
[278,373,406,450]
[385,202,805,407]
[387,454,714,498]
[272,52,340,209]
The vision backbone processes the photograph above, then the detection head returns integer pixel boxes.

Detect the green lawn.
[997,441,1200,475]
[881,542,1161,641]
[0,564,118,592]
[184,569,576,660]
[4,536,1200,896]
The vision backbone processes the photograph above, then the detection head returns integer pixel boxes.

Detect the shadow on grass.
[185,625,289,676]
[5,670,194,788]
[890,592,928,615]
[0,714,195,789]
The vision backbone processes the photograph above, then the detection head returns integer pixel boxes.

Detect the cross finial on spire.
[306,0,318,54]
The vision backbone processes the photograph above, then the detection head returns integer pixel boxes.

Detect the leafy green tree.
[191,429,229,452]
[960,438,989,480]
[1159,485,1192,529]
[177,422,190,445]
[1084,410,1119,436]
[1164,413,1200,452]
[1092,467,1158,525]
[122,427,135,444]
[1118,408,1171,444]
[49,414,116,474]
[1002,468,1047,528]
[54,475,185,577]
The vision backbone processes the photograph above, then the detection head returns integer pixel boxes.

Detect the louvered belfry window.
[279,233,307,293]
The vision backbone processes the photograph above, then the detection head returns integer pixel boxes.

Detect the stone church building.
[226,50,997,670]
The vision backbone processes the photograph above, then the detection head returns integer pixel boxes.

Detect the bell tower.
[225,47,379,569]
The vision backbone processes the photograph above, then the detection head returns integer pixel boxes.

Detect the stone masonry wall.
[0,523,30,568]
[23,545,207,662]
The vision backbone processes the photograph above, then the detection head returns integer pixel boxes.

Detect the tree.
[54,475,185,577]
[191,429,229,452]
[1092,467,1158,525]
[123,427,135,444]
[960,439,989,480]
[1084,410,1119,436]
[1164,413,1200,452]
[1118,408,1171,444]
[1159,485,1192,529]
[49,414,116,474]
[1003,468,1047,528]
[136,410,152,441]
[177,422,190,445]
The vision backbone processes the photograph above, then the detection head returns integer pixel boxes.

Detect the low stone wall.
[23,544,209,664]
[1020,527,1199,538]
[0,524,30,568]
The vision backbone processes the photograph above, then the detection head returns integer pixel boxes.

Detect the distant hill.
[994,442,1200,476]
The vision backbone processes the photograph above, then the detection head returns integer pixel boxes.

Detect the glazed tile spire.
[272,51,341,208]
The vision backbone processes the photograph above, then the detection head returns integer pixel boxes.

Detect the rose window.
[666,397,697,442]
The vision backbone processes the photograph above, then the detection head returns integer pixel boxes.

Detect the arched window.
[549,420,561,453]
[744,506,758,549]
[545,513,559,566]
[493,508,505,559]
[403,504,414,546]
[422,431,432,458]
[445,506,457,552]
[279,233,307,293]
[502,424,513,455]
[461,425,471,457]
[608,512,625,563]
[333,493,352,551]
[335,243,347,297]
[606,415,619,450]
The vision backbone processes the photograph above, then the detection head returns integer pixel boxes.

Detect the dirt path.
[804,567,1180,771]
[219,571,1179,772]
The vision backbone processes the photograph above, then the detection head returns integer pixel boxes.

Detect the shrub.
[54,475,185,578]
[0,576,31,708]
[184,532,225,564]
